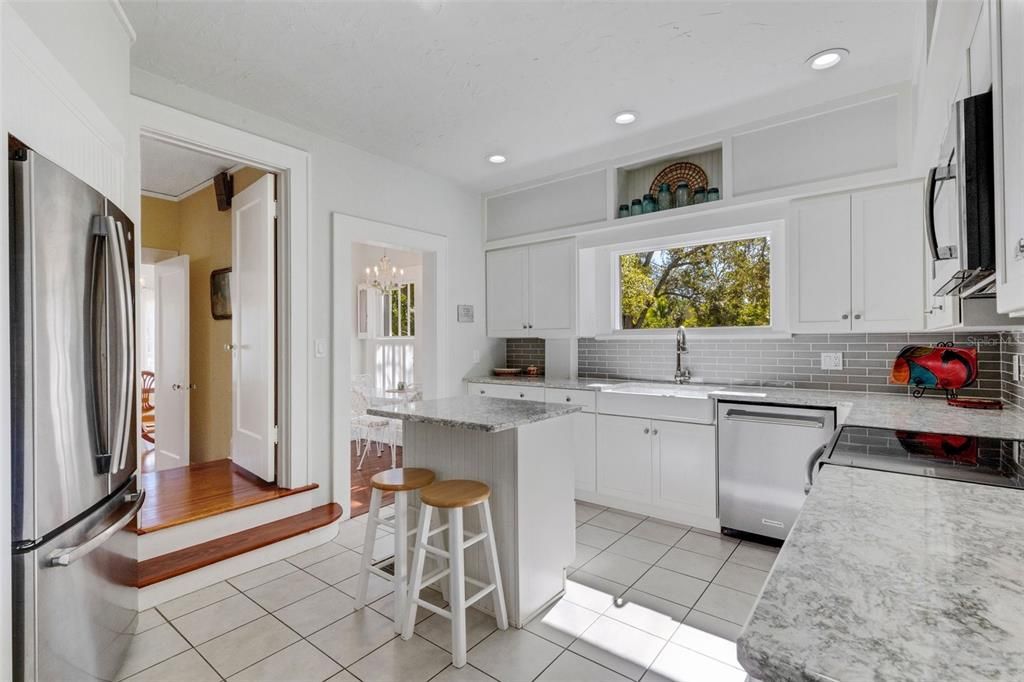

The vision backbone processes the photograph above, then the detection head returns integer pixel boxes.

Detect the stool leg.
[402,504,432,640]
[392,490,408,633]
[430,508,450,604]
[480,500,508,630]
[354,487,381,609]
[449,507,467,667]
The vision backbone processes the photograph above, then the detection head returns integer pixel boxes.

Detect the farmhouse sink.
[604,382,729,398]
[599,382,725,423]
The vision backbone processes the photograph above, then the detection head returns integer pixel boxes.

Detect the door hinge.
[272,425,279,445]
[273,200,279,220]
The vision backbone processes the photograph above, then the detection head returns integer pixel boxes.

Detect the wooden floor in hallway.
[350,440,403,518]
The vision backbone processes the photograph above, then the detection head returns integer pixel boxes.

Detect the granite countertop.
[738,464,1024,681]
[464,377,1024,439]
[367,395,582,433]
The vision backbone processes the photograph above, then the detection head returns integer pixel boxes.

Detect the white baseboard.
[138,521,339,611]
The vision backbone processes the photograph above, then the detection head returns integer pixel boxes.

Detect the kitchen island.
[367,395,582,627]
[738,464,1024,681]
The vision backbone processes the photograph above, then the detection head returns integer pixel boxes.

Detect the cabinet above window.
[485,238,577,339]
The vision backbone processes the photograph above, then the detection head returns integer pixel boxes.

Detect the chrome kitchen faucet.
[675,326,691,384]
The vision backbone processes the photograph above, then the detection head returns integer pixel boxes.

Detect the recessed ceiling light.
[807,48,848,70]
[487,154,507,164]
[614,111,638,125]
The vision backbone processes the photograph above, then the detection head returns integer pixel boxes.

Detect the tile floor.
[119,501,777,682]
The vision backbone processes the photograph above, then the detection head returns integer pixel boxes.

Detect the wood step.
[136,503,342,588]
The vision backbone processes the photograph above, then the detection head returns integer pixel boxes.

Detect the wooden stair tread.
[136,503,342,588]
[134,459,318,534]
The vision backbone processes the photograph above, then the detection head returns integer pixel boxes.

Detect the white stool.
[402,480,508,667]
[353,467,436,633]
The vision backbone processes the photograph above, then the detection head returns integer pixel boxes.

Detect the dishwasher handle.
[804,444,828,494]
[723,408,826,429]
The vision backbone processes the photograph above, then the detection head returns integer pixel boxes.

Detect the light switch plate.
[820,352,843,370]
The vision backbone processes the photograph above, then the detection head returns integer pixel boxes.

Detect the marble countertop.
[464,377,1024,439]
[367,395,582,433]
[738,464,1024,681]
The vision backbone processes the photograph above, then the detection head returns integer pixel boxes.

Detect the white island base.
[401,416,575,627]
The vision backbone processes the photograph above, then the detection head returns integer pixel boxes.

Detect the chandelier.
[364,255,404,294]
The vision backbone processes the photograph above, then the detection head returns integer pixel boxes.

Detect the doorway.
[138,136,278,485]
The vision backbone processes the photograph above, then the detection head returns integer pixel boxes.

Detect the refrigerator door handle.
[109,219,135,473]
[46,489,145,567]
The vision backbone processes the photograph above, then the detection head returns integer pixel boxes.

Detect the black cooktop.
[822,425,1024,490]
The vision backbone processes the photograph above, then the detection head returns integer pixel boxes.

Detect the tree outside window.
[619,236,771,329]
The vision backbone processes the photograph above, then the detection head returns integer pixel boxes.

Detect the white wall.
[131,68,502,505]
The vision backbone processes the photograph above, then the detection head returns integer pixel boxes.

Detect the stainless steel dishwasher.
[717,402,836,541]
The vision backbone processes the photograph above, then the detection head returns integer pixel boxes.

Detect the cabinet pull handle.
[854,314,862,320]
[652,429,659,436]
[522,324,527,329]
[528,324,533,329]
[519,393,525,398]
[643,427,650,435]
[480,390,486,394]
[841,314,849,320]
[565,396,571,402]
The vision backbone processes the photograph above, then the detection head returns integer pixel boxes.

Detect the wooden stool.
[402,480,508,667]
[354,467,436,633]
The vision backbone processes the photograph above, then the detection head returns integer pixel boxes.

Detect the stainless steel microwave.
[926,90,996,298]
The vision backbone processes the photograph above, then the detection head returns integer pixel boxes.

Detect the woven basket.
[649,162,709,196]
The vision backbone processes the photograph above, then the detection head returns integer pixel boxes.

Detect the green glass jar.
[642,194,656,213]
[707,187,720,202]
[618,204,630,218]
[693,187,706,204]
[657,183,672,211]
[674,182,690,208]
[630,199,642,216]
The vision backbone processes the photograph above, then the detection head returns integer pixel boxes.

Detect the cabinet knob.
[519,393,525,398]
[643,427,650,435]
[841,314,849,320]
[522,324,527,329]
[854,314,862,320]
[480,389,485,394]
[565,396,572,402]
[528,324,533,329]
[652,428,659,436]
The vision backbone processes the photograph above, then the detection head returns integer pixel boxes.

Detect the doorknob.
[224,343,237,352]
[171,383,182,391]
[187,383,197,391]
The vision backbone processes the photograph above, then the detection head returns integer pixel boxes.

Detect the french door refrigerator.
[10,147,144,681]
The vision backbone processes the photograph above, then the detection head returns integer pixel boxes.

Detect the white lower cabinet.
[595,414,716,525]
[570,411,597,494]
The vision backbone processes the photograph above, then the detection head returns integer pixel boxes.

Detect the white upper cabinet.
[789,182,924,333]
[993,0,1024,313]
[486,238,576,338]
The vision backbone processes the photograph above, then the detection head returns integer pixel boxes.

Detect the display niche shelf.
[614,143,724,220]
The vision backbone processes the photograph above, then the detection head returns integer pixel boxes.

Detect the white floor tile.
[670,622,743,669]
[713,562,768,596]
[306,608,397,667]
[728,544,778,571]
[576,524,625,550]
[525,598,601,647]
[632,567,708,608]
[337,572,393,602]
[245,570,330,612]
[574,502,604,524]
[121,649,219,682]
[655,548,726,582]
[156,581,238,620]
[115,624,191,680]
[370,585,446,626]
[196,615,300,678]
[228,561,299,592]
[681,610,743,643]
[348,634,452,682]
[228,640,342,682]
[325,671,360,682]
[274,587,356,637]
[605,535,671,565]
[579,551,651,586]
[430,663,496,682]
[173,593,266,645]
[287,541,348,569]
[468,629,562,682]
[570,542,601,569]
[134,609,165,634]
[674,532,738,560]
[536,650,631,682]
[569,615,667,681]
[642,642,746,682]
[692,585,757,626]
[333,520,378,549]
[588,510,645,534]
[303,550,364,585]
[607,589,688,640]
[416,605,497,653]
[563,573,621,614]
[628,520,689,547]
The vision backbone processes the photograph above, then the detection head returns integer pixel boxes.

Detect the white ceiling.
[124,1,923,190]
[140,136,235,199]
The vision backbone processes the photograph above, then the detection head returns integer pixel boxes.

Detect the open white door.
[153,255,190,471]
[231,174,277,481]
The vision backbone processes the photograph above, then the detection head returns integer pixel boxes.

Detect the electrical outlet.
[820,352,844,371]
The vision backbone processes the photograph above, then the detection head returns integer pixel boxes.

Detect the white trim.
[331,213,449,517]
[107,0,137,44]
[141,162,246,203]
[133,96,312,489]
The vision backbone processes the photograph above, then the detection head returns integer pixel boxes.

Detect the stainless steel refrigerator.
[10,147,145,681]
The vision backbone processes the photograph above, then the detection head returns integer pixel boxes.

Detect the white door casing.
[154,255,190,471]
[231,174,277,481]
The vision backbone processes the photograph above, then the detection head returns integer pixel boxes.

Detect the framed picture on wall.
[210,267,232,320]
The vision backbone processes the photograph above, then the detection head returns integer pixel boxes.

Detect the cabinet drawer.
[467,383,545,401]
[544,389,596,412]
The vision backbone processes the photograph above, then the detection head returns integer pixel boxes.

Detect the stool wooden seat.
[354,467,437,634]
[419,480,490,508]
[371,467,436,492]
[403,478,507,668]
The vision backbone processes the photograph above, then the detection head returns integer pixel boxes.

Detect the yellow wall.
[141,167,270,463]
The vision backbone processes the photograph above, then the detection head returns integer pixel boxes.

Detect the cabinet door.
[570,411,597,493]
[788,194,852,332]
[486,247,530,337]
[851,183,925,332]
[528,239,576,337]
[652,420,717,521]
[596,415,651,503]
[995,0,1024,312]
